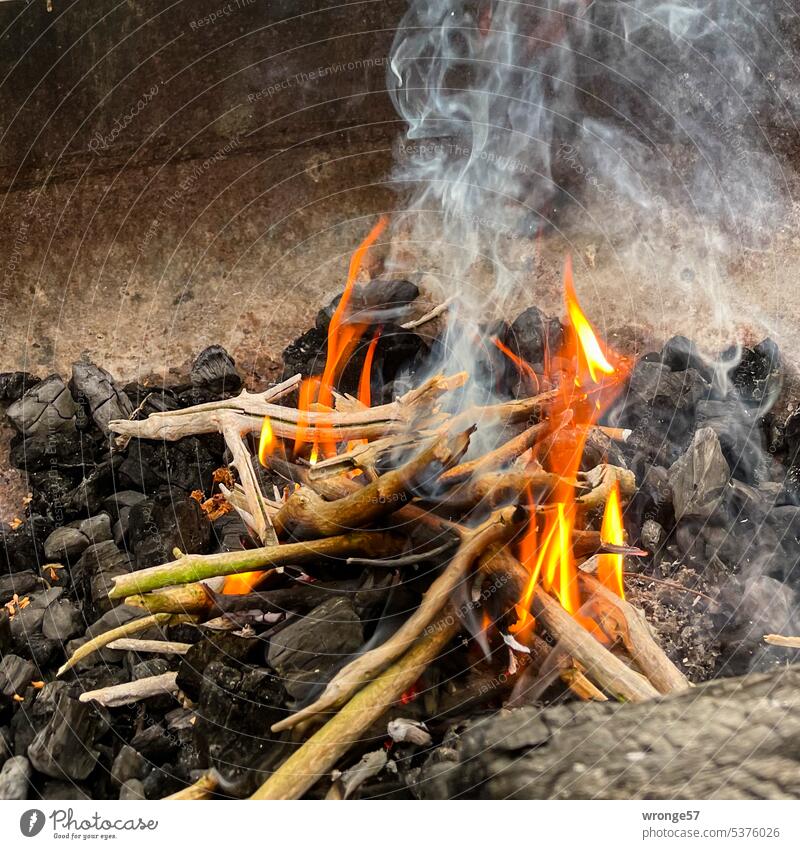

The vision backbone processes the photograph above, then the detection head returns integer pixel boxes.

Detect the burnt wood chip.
[70,360,134,435]
[27,692,103,780]
[177,345,242,405]
[504,305,564,368]
[0,756,32,800]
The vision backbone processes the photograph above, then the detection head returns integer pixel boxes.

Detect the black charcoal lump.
[70,360,134,435]
[27,693,102,780]
[668,427,730,519]
[6,375,78,437]
[0,655,35,697]
[0,755,32,800]
[43,526,89,562]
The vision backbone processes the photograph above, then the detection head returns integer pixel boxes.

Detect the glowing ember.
[222,571,266,596]
[598,480,626,599]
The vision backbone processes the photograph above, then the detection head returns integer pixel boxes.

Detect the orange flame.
[258,416,275,466]
[222,571,266,595]
[358,329,381,408]
[598,480,625,599]
[492,336,540,391]
[512,257,627,635]
[563,256,615,384]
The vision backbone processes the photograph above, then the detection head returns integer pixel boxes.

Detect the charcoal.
[119,436,220,493]
[43,526,89,562]
[0,654,35,697]
[179,345,241,404]
[0,372,40,405]
[660,335,710,376]
[0,755,31,800]
[70,360,134,435]
[282,325,328,378]
[28,587,63,610]
[211,511,251,552]
[267,597,363,701]
[71,541,134,618]
[505,306,564,368]
[19,632,60,668]
[122,383,182,416]
[668,428,730,520]
[10,681,72,752]
[616,361,711,464]
[28,469,76,516]
[0,611,10,655]
[119,778,145,799]
[0,514,53,573]
[130,723,179,762]
[127,488,210,569]
[79,513,112,544]
[348,278,420,323]
[728,339,782,409]
[40,780,91,800]
[111,744,147,786]
[9,428,96,473]
[193,660,286,785]
[42,599,82,642]
[142,763,184,798]
[176,632,260,702]
[5,375,78,438]
[63,455,124,517]
[0,570,40,602]
[104,489,148,519]
[27,693,102,780]
[9,606,46,645]
[0,726,11,767]
[640,518,665,554]
[695,398,768,484]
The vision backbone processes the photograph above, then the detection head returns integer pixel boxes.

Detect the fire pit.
[1,0,799,809]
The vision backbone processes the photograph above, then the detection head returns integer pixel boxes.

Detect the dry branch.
[764,634,800,649]
[579,570,690,695]
[273,430,471,540]
[271,505,521,733]
[164,772,219,800]
[108,532,403,599]
[253,612,459,800]
[106,638,192,655]
[57,613,189,677]
[78,672,179,707]
[125,583,213,613]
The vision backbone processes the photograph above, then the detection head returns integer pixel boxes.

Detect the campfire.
[2,0,799,809]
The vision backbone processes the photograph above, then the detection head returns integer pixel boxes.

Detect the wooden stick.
[578,571,690,695]
[106,638,192,655]
[125,583,213,613]
[273,430,471,540]
[57,613,186,677]
[401,295,456,329]
[78,672,179,707]
[253,612,459,799]
[271,506,520,733]
[531,588,659,702]
[764,634,800,649]
[109,373,462,443]
[108,532,402,599]
[164,772,219,800]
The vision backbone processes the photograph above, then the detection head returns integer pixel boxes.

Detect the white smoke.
[386,0,789,362]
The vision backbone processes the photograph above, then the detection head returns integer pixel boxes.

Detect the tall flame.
[258,416,274,467]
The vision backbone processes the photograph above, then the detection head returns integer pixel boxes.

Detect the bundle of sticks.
[56,365,689,800]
